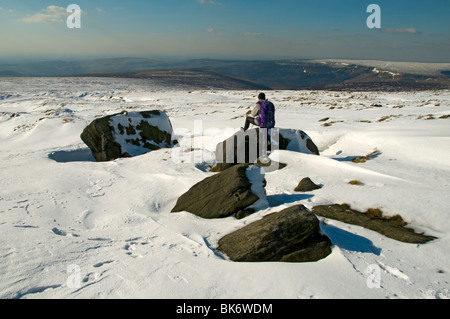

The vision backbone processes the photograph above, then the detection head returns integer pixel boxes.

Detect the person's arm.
[251,103,260,117]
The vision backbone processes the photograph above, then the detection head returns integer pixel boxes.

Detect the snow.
[109,111,174,156]
[372,67,400,78]
[0,77,450,299]
[245,166,269,212]
[315,59,450,76]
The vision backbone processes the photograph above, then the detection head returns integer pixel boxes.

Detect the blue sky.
[0,0,449,62]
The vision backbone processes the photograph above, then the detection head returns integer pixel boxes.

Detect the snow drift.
[0,77,449,299]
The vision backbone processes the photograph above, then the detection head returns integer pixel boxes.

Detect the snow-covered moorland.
[0,77,449,299]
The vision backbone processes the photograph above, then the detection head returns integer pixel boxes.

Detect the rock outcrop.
[294,177,322,192]
[81,110,176,162]
[213,128,319,172]
[312,204,436,244]
[171,164,266,219]
[217,205,332,262]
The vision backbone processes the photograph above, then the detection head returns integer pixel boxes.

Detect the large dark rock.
[213,128,319,172]
[312,204,436,244]
[81,110,176,162]
[217,205,332,262]
[171,164,264,219]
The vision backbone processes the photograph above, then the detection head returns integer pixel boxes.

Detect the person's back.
[258,99,275,129]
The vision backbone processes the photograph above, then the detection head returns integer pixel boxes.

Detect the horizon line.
[1,54,450,65]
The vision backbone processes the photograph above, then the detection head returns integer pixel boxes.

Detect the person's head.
[258,93,266,101]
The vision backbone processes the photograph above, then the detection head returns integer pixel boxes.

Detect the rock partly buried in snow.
[81,110,176,162]
[217,205,332,262]
[312,204,436,244]
[295,177,322,192]
[171,164,266,219]
[213,128,319,172]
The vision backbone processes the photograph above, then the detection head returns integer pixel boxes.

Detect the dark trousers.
[243,117,258,131]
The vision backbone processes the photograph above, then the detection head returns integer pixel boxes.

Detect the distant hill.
[1,57,449,91]
[73,69,270,90]
[182,59,450,91]
[0,57,173,77]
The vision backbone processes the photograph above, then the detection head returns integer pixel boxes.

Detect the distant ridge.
[1,57,449,91]
[313,59,450,77]
[71,69,271,90]
[0,57,173,77]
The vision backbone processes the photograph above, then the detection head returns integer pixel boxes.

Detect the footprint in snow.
[124,237,150,258]
[93,260,113,268]
[51,227,80,237]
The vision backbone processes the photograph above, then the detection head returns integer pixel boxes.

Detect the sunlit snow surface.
[1,77,449,299]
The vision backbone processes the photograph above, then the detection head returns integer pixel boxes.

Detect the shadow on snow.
[320,222,382,255]
[48,148,95,163]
